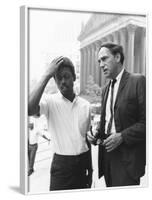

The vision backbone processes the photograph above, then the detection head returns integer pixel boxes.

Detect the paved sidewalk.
[28,141,147,194]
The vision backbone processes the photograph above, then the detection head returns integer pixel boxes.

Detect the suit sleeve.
[121,75,146,145]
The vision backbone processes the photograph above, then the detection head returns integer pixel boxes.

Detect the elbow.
[28,103,39,116]
[28,104,34,116]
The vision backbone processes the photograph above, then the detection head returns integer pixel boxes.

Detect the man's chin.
[60,89,68,96]
[104,74,110,79]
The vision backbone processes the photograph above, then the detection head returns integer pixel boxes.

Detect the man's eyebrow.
[101,56,107,59]
[98,56,107,62]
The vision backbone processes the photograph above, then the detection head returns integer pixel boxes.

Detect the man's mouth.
[103,69,108,74]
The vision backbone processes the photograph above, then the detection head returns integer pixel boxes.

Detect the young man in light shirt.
[28,57,92,190]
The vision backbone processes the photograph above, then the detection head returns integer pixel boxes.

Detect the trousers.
[50,150,92,191]
[28,143,38,171]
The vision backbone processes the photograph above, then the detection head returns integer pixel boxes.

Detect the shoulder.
[43,92,60,102]
[130,73,145,79]
[129,73,146,84]
[77,96,90,107]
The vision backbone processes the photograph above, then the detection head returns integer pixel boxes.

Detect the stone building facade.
[78,13,146,92]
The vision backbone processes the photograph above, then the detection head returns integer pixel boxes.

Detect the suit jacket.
[98,70,146,180]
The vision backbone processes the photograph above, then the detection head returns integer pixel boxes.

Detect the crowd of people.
[28,42,146,190]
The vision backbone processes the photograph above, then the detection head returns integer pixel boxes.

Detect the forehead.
[56,67,73,79]
[98,47,112,59]
[58,66,72,73]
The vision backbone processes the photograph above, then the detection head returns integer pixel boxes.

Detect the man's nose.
[61,77,66,84]
[99,61,104,69]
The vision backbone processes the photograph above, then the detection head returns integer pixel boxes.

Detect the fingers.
[87,132,96,141]
[102,135,112,146]
[87,131,97,145]
[106,145,115,152]
[52,56,64,64]
[103,134,119,152]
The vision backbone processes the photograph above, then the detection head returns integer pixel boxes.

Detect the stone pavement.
[28,139,147,194]
[28,139,106,194]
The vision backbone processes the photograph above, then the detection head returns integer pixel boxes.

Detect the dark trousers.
[28,143,38,171]
[102,147,140,187]
[50,151,92,191]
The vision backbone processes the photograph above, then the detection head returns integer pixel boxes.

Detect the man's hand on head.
[45,56,64,78]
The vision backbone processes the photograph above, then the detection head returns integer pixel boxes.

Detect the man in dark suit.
[87,43,146,187]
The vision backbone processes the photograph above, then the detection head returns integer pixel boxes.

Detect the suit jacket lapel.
[114,70,130,110]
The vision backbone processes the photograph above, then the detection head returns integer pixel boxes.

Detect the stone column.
[80,48,84,92]
[83,48,87,91]
[89,45,94,77]
[106,34,113,43]
[120,28,127,67]
[113,31,120,44]
[100,38,107,86]
[85,47,90,88]
[94,41,101,86]
[140,28,146,75]
[127,24,137,73]
[91,43,96,83]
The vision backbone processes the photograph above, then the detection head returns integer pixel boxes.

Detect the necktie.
[106,79,117,135]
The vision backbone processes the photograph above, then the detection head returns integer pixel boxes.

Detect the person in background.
[28,57,92,190]
[87,43,146,187]
[28,117,50,176]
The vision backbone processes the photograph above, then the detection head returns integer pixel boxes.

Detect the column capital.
[80,48,84,53]
[106,34,113,42]
[127,24,137,34]
[101,37,107,43]
[91,43,96,50]
[86,45,91,52]
[120,27,127,35]
[95,40,101,48]
[141,27,146,37]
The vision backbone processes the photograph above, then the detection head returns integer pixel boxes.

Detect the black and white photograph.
[20,6,147,195]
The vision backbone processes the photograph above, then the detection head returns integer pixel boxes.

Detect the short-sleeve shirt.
[40,92,91,155]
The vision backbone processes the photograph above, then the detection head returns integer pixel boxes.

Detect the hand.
[45,56,64,78]
[102,132,123,152]
[87,131,97,145]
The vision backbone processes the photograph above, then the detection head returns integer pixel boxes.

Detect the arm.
[28,57,63,116]
[103,75,146,151]
[121,75,146,145]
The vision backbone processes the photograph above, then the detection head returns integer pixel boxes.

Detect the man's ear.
[115,53,121,63]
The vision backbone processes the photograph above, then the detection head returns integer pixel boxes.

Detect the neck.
[63,92,75,102]
[113,65,123,79]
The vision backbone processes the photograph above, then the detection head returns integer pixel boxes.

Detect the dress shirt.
[105,68,124,134]
[40,92,91,155]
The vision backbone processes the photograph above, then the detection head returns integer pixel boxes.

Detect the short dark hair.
[55,57,76,81]
[99,42,124,64]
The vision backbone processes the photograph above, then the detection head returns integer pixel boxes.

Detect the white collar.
[114,68,124,82]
